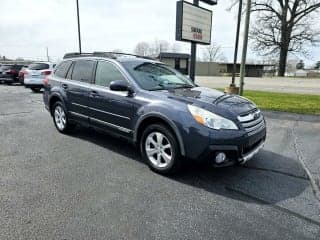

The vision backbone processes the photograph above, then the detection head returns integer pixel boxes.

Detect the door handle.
[90,90,99,97]
[62,83,68,89]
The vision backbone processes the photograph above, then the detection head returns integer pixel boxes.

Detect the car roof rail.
[63,52,94,59]
[63,52,155,60]
[94,52,155,60]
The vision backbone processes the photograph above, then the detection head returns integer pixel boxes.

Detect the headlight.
[188,105,238,130]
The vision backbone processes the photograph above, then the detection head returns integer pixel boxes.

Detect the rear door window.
[55,61,72,78]
[94,61,126,87]
[29,63,50,70]
[71,60,95,83]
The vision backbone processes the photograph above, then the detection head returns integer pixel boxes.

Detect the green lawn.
[242,90,320,115]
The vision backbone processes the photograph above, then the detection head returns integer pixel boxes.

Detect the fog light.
[215,152,226,164]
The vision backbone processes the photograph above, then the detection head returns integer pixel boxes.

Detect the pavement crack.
[291,118,320,202]
[237,165,308,180]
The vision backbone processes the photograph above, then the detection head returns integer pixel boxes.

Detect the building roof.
[158,52,190,59]
[198,61,275,67]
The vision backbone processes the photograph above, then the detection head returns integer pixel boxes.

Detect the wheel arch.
[49,93,64,115]
[134,113,185,156]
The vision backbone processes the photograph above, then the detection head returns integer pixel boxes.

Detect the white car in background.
[24,62,55,92]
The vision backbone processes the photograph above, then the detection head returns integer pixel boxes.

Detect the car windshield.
[28,63,49,70]
[122,61,195,91]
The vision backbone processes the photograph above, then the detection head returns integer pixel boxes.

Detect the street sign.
[176,1,213,45]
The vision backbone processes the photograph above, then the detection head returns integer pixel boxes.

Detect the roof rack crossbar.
[63,52,155,60]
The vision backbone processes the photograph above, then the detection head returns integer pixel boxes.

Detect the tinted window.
[12,65,23,70]
[55,61,72,78]
[71,60,95,83]
[29,63,50,70]
[95,61,126,87]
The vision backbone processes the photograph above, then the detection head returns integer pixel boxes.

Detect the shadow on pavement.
[69,126,309,205]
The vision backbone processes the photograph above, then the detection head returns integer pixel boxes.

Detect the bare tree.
[201,43,225,62]
[134,42,151,56]
[248,0,320,76]
[149,40,170,56]
[171,42,182,53]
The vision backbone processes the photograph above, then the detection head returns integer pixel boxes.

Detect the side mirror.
[110,80,131,92]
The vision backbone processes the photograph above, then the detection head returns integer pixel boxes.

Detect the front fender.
[48,88,67,112]
[133,110,186,156]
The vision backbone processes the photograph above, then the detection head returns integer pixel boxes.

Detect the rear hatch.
[25,63,51,81]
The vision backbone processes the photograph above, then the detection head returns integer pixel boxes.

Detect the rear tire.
[31,87,41,93]
[140,124,182,175]
[52,102,76,133]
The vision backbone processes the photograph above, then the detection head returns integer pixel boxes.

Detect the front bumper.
[239,140,265,164]
[204,128,266,167]
[183,120,267,167]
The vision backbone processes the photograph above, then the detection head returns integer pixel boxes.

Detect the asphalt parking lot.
[1,84,320,240]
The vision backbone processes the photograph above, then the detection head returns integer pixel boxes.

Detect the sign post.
[176,0,217,82]
[190,0,199,82]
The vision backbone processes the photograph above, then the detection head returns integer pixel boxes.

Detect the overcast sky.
[0,0,319,65]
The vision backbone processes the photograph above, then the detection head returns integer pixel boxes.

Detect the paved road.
[1,85,320,240]
[196,76,320,95]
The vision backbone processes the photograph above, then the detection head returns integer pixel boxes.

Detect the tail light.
[5,69,17,75]
[19,70,27,76]
[41,70,52,76]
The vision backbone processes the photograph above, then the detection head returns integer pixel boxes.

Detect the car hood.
[164,87,256,117]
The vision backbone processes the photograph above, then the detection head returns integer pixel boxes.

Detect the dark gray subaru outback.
[43,52,266,174]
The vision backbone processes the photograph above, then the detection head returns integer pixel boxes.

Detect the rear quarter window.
[54,61,72,78]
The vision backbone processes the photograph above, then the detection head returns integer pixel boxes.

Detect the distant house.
[157,52,276,77]
[195,62,275,77]
[157,52,190,75]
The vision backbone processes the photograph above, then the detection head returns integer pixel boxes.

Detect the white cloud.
[0,0,318,65]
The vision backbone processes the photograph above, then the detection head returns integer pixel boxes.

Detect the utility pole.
[46,47,49,62]
[231,0,242,87]
[239,0,251,96]
[190,0,199,82]
[76,0,82,53]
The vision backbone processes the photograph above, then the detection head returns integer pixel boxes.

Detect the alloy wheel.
[54,105,66,131]
[145,132,173,168]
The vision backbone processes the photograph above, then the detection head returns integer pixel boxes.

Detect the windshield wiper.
[175,84,194,88]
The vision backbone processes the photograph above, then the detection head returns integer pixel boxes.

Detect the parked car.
[18,66,29,85]
[43,52,266,174]
[0,64,24,84]
[24,62,55,92]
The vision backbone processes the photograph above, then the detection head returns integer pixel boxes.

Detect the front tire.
[52,102,75,133]
[140,124,181,174]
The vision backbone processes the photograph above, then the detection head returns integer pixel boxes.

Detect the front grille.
[238,109,265,136]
